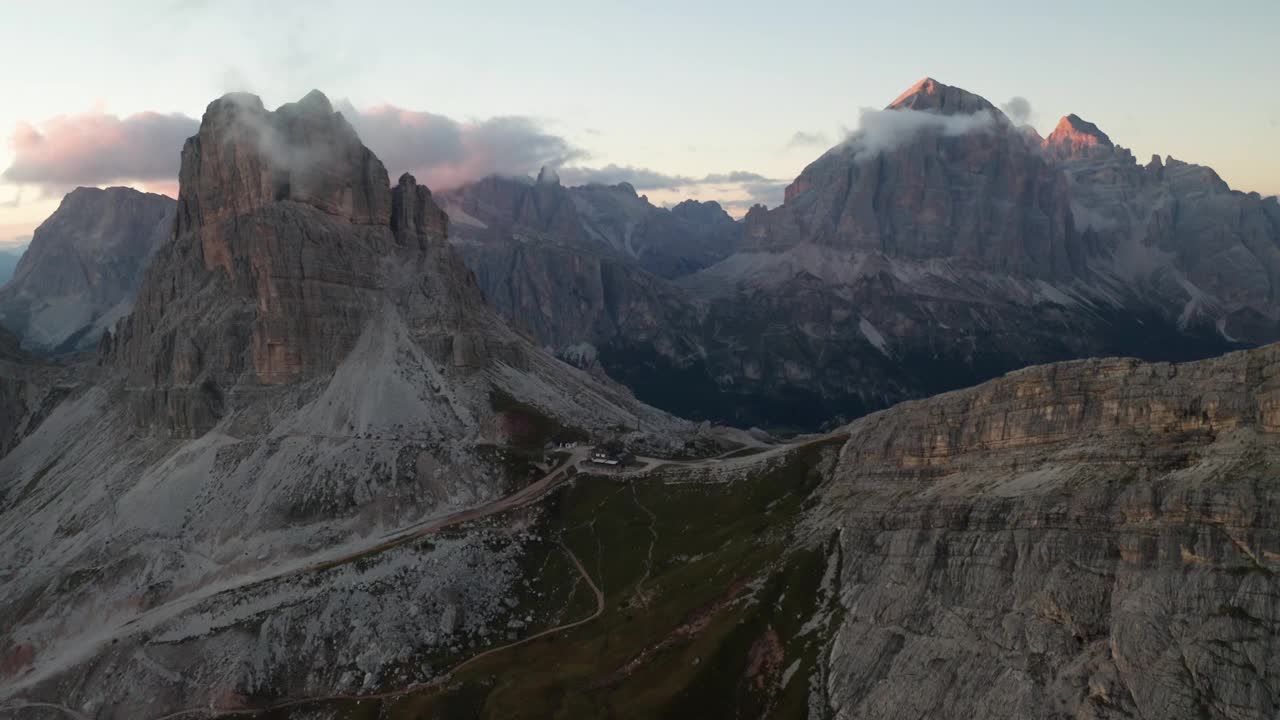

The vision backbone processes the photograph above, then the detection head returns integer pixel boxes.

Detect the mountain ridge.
[0,186,174,352]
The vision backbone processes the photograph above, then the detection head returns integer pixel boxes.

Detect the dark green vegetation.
[273,436,846,720]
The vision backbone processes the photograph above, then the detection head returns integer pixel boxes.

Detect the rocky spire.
[535,165,561,186]
[1042,113,1114,160]
[391,173,449,247]
[887,77,1001,115]
[175,89,392,247]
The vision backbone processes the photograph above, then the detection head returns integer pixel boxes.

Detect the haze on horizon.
[1,0,1276,246]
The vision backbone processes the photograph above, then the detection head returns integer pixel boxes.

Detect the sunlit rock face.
[1042,112,1114,160]
[0,186,174,352]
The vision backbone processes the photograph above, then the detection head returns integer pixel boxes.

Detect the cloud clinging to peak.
[342,103,586,190]
[0,95,782,213]
[843,107,997,161]
[1001,96,1033,125]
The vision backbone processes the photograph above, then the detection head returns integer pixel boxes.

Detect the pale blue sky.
[1,0,1276,242]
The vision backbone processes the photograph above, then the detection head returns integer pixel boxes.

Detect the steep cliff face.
[0,90,690,716]
[816,347,1280,718]
[0,327,72,459]
[444,172,737,379]
[0,187,174,352]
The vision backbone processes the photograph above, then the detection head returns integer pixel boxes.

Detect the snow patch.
[1216,317,1236,342]
[858,317,890,355]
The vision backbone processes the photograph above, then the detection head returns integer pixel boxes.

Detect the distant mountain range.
[447,77,1280,430]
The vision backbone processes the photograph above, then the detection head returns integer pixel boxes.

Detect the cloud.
[558,164,693,190]
[340,102,585,190]
[843,107,997,161]
[700,170,774,184]
[787,131,830,148]
[1,95,782,211]
[740,180,788,208]
[1001,96,1033,125]
[2,111,198,195]
[557,165,781,194]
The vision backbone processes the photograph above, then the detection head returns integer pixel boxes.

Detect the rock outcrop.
[0,187,174,352]
[816,344,1280,719]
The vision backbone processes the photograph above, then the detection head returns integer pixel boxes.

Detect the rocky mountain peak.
[887,76,1000,115]
[0,186,174,351]
[1043,113,1114,159]
[176,90,392,245]
[670,198,733,225]
[391,172,449,246]
[113,91,458,433]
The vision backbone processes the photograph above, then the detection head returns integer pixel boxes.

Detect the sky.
[1,0,1277,248]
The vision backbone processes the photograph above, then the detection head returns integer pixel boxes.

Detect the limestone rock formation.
[816,345,1280,719]
[0,187,174,352]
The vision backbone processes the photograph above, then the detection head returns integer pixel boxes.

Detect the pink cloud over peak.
[2,110,198,194]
